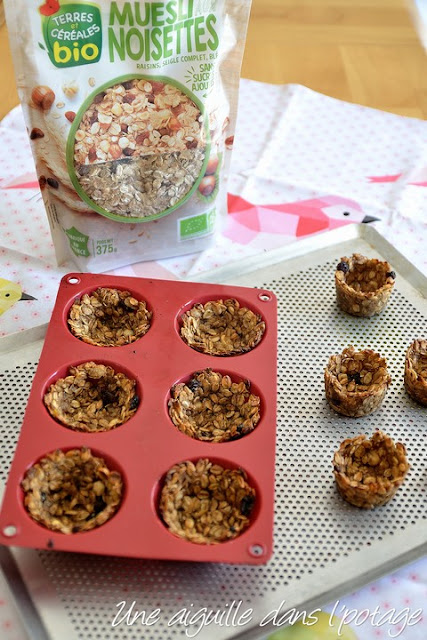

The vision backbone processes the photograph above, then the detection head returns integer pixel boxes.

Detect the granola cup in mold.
[325,346,391,417]
[404,339,427,406]
[68,287,152,346]
[333,431,409,509]
[70,77,208,222]
[335,253,396,317]
[44,362,140,432]
[180,298,266,356]
[22,448,123,533]
[168,369,261,442]
[159,458,256,544]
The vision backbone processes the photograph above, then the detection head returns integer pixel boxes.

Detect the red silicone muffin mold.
[0,273,277,564]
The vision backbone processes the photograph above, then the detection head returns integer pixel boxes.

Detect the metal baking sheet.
[0,224,426,640]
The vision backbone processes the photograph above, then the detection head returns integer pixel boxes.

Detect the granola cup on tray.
[180,299,266,356]
[159,459,256,544]
[44,362,139,432]
[333,431,409,509]
[404,339,427,406]
[22,448,123,533]
[335,253,396,317]
[325,346,391,417]
[168,369,261,442]
[68,287,152,346]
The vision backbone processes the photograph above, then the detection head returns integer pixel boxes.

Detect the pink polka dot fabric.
[0,81,426,638]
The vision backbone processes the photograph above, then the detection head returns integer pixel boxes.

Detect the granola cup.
[180,299,266,356]
[44,362,139,432]
[159,459,256,544]
[68,287,152,346]
[325,346,391,417]
[335,253,396,317]
[404,339,427,406]
[333,431,409,508]
[22,448,123,533]
[168,369,261,442]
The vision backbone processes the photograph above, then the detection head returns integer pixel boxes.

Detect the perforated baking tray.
[0,224,426,640]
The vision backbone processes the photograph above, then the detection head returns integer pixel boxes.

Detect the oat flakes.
[325,345,391,417]
[159,458,256,544]
[44,362,139,432]
[333,431,409,508]
[404,339,427,406]
[335,253,395,317]
[68,287,151,346]
[181,299,265,356]
[22,448,123,533]
[169,369,260,442]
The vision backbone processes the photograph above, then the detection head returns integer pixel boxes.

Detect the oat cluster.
[335,253,395,316]
[44,362,139,432]
[404,339,427,406]
[333,431,409,508]
[325,346,391,417]
[181,299,265,356]
[169,369,260,442]
[73,79,205,217]
[159,459,256,544]
[68,287,152,346]
[22,448,123,534]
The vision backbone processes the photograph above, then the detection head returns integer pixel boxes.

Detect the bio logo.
[39,1,102,68]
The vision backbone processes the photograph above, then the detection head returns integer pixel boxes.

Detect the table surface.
[1,0,426,122]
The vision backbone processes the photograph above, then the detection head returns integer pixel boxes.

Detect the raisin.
[349,372,362,385]
[122,147,135,157]
[129,395,140,411]
[93,92,106,104]
[336,261,349,273]
[47,177,59,189]
[122,94,135,104]
[240,494,255,517]
[187,378,202,393]
[122,81,134,90]
[386,271,396,279]
[101,390,116,406]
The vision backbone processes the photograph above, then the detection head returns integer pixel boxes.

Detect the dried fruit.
[159,459,256,544]
[335,253,396,316]
[44,362,139,432]
[46,177,59,189]
[22,448,123,533]
[30,127,44,140]
[68,287,152,347]
[38,175,47,190]
[169,369,261,442]
[181,298,265,356]
[65,111,76,122]
[324,345,391,417]
[333,431,409,508]
[31,85,55,110]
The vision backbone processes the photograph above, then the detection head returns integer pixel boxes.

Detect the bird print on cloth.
[0,278,36,317]
[224,194,378,245]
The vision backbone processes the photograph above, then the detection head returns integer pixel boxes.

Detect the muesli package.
[5,0,252,270]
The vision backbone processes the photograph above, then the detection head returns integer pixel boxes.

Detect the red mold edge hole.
[2,524,18,538]
[174,294,268,354]
[41,360,142,432]
[248,543,266,558]
[166,368,265,443]
[258,292,272,302]
[18,447,128,534]
[152,457,262,544]
[67,275,81,285]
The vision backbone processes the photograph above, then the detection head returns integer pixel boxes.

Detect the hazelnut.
[198,175,216,197]
[65,111,76,122]
[109,143,122,160]
[205,155,219,176]
[30,128,44,140]
[31,86,55,111]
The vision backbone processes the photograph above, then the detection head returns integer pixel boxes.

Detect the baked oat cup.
[168,369,261,442]
[44,362,139,432]
[325,346,391,417]
[159,459,256,544]
[22,448,123,533]
[68,287,152,346]
[333,431,409,509]
[335,253,396,317]
[70,77,207,221]
[404,339,427,406]
[180,298,266,356]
